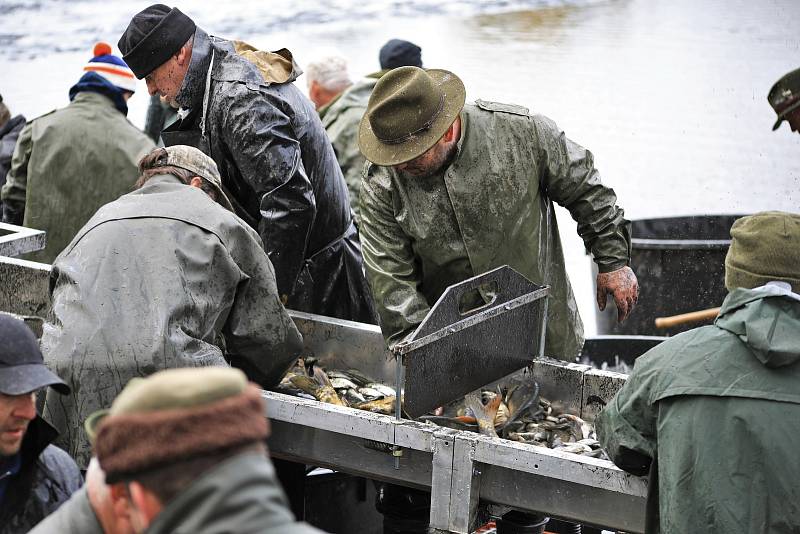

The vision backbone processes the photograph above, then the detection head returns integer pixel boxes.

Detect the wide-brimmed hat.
[0,313,69,396]
[159,145,234,212]
[359,66,466,166]
[768,68,800,131]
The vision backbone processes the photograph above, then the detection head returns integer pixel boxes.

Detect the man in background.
[0,314,81,533]
[318,39,423,224]
[306,55,352,110]
[0,42,154,263]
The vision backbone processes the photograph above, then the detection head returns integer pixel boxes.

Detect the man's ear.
[110,483,132,519]
[176,44,191,66]
[189,176,204,189]
[443,118,459,143]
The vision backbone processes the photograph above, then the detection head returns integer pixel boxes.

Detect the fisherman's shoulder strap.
[475,99,530,117]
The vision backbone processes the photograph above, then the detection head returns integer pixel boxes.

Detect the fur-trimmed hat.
[90,367,269,484]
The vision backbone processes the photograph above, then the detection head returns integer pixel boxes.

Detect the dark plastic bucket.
[595,215,744,336]
[496,511,549,534]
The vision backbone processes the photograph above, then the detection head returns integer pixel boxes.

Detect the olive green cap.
[85,367,247,443]
[725,211,800,293]
[160,145,234,212]
[768,68,800,131]
[358,66,466,166]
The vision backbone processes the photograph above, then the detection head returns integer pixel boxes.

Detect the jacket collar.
[0,115,26,137]
[19,416,58,471]
[176,28,213,110]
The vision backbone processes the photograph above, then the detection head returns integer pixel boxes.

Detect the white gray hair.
[305,55,352,92]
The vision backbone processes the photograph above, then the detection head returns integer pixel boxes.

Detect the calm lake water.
[2,0,798,333]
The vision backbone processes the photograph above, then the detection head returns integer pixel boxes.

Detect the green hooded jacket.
[596,283,800,534]
[144,452,323,534]
[0,92,154,263]
[319,74,381,225]
[359,101,631,359]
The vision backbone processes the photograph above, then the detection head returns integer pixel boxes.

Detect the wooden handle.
[655,307,721,329]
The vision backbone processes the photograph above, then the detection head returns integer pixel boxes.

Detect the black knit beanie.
[118,4,196,79]
[379,39,423,70]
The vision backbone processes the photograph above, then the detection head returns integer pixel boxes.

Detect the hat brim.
[358,69,466,167]
[0,363,70,395]
[773,98,800,131]
[84,409,110,445]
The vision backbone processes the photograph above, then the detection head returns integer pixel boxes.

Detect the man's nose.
[12,393,37,421]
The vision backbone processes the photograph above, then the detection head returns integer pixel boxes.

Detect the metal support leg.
[429,429,457,533]
[449,433,481,534]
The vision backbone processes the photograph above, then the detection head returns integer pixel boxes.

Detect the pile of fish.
[274,359,398,415]
[274,360,606,459]
[419,383,608,459]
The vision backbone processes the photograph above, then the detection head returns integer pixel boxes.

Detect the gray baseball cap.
[162,145,234,212]
[0,313,69,396]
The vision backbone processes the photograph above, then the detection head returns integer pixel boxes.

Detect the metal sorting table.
[269,312,646,534]
[0,222,46,258]
[0,230,647,533]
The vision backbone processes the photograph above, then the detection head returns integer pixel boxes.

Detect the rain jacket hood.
[714,283,800,368]
[597,284,800,533]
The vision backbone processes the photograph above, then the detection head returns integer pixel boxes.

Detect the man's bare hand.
[596,266,639,323]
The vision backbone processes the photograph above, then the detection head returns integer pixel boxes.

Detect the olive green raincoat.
[596,283,800,533]
[42,175,303,468]
[0,92,154,263]
[360,101,631,359]
[319,74,380,224]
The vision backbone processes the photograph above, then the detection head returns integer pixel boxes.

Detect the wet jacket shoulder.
[0,114,25,190]
[0,417,82,534]
[43,176,302,468]
[0,92,154,262]
[28,488,102,534]
[179,33,375,323]
[596,284,800,533]
[145,452,324,534]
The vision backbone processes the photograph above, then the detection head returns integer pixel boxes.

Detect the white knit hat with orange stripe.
[83,42,138,93]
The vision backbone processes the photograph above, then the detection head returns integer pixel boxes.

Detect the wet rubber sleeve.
[532,115,632,273]
[0,121,32,224]
[223,223,304,388]
[359,166,431,347]
[595,363,657,476]
[221,85,316,300]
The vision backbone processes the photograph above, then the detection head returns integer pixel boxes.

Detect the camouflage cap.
[162,145,234,211]
[89,367,270,483]
[768,68,800,131]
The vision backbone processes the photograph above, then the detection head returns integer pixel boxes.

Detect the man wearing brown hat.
[0,314,81,533]
[42,145,303,470]
[87,367,322,533]
[768,67,800,133]
[597,211,800,533]
[358,66,638,361]
[117,4,376,324]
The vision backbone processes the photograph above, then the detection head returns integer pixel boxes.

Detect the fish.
[357,387,385,400]
[330,377,359,390]
[464,392,500,438]
[289,374,347,407]
[418,415,478,432]
[366,383,396,397]
[355,397,397,415]
[342,388,367,405]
